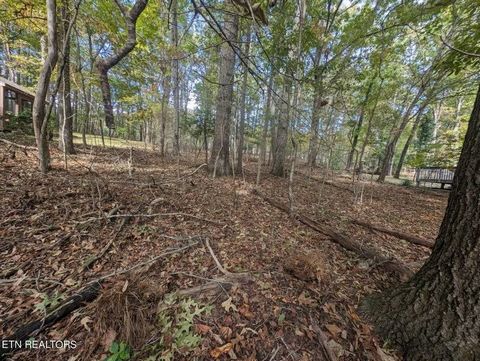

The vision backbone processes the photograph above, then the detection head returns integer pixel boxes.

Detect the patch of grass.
[72,132,152,150]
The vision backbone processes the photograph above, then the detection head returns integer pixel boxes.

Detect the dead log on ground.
[0,138,37,151]
[351,219,434,249]
[0,282,101,360]
[1,241,201,359]
[252,189,413,280]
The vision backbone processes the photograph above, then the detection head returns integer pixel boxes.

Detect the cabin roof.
[0,76,36,98]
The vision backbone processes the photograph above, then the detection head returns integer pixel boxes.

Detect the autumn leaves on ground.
[0,142,447,361]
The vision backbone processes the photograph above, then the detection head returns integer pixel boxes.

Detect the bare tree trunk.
[377,87,425,182]
[346,79,373,170]
[208,3,238,176]
[366,83,480,361]
[95,0,148,130]
[32,0,58,173]
[58,0,75,154]
[357,78,383,172]
[271,80,291,177]
[393,105,426,178]
[236,29,251,173]
[171,0,180,155]
[160,74,171,157]
[256,70,273,185]
[307,47,325,168]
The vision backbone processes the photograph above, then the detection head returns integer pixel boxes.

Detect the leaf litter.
[0,143,448,360]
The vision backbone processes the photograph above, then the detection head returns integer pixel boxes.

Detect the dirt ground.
[0,142,448,361]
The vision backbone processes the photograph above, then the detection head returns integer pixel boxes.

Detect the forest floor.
[0,138,448,361]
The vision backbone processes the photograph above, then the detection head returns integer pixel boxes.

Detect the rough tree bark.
[95,0,148,130]
[208,2,239,176]
[58,0,75,154]
[32,0,58,173]
[366,83,480,361]
[236,29,251,173]
[271,79,291,177]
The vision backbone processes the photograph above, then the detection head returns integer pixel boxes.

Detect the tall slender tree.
[208,1,239,176]
[32,0,58,173]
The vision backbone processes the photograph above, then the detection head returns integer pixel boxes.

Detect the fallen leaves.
[221,297,237,313]
[80,316,93,332]
[210,342,234,358]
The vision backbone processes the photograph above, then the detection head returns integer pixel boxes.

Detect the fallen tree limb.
[81,217,129,271]
[0,138,37,151]
[79,212,224,227]
[0,282,101,360]
[351,219,434,249]
[0,241,201,359]
[178,238,252,297]
[252,189,413,280]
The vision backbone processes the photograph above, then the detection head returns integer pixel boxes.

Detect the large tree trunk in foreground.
[366,84,480,361]
[58,0,75,154]
[95,0,148,130]
[208,5,238,176]
[32,0,58,173]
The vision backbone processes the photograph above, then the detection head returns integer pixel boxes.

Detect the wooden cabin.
[415,167,455,189]
[0,76,35,131]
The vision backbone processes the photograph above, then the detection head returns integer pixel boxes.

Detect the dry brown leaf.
[195,323,211,335]
[220,326,233,339]
[221,297,237,313]
[210,342,234,358]
[325,323,342,337]
[80,316,92,332]
[238,304,254,319]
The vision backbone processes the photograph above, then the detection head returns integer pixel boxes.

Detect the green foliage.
[147,293,212,360]
[34,291,65,313]
[105,341,132,361]
[6,109,33,134]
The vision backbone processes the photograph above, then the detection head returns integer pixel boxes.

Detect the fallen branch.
[310,318,338,361]
[158,163,207,185]
[0,242,201,359]
[351,219,434,249]
[0,138,37,151]
[178,238,252,296]
[0,282,101,360]
[252,189,413,280]
[81,217,129,271]
[79,212,224,227]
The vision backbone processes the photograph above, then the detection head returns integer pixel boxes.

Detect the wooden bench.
[415,167,455,189]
